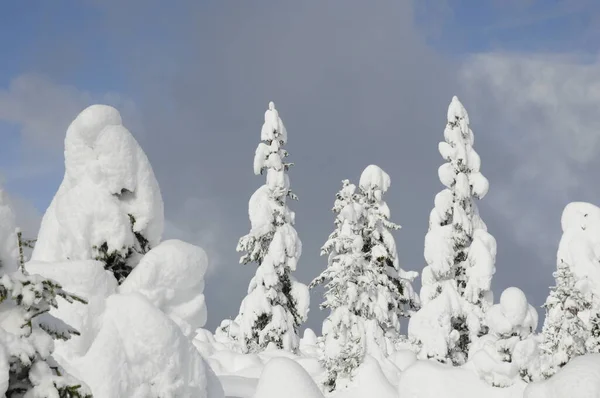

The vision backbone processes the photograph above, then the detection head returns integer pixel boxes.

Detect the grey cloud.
[8,0,583,332]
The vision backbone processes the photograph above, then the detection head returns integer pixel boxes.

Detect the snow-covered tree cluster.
[3,94,600,398]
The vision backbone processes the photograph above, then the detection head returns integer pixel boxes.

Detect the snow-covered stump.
[32,104,164,284]
[539,202,600,377]
[468,287,540,387]
[310,166,418,391]
[221,102,309,353]
[409,96,496,366]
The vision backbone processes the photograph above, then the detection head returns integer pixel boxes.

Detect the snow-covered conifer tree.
[31,105,164,284]
[0,185,91,397]
[310,180,367,390]
[539,261,589,377]
[226,102,309,353]
[540,202,600,377]
[409,96,496,365]
[357,165,419,342]
[469,287,540,387]
[311,166,419,391]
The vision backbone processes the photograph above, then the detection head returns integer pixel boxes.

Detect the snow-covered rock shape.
[73,293,224,398]
[468,287,540,387]
[540,202,600,377]
[120,239,208,337]
[222,102,308,353]
[409,96,496,365]
[0,189,18,273]
[32,104,164,283]
[254,357,324,398]
[525,354,600,398]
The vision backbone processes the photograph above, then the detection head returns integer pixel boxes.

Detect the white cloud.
[163,196,225,275]
[0,74,142,151]
[460,52,600,258]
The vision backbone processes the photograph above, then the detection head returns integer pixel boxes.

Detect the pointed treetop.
[447,95,469,124]
[269,101,275,110]
[359,164,391,194]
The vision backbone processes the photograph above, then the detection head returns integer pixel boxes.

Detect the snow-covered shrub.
[311,167,418,391]
[409,96,496,365]
[540,202,600,377]
[221,102,308,353]
[468,287,540,387]
[32,104,164,284]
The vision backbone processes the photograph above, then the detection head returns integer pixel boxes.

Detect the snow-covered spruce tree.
[408,96,496,366]
[469,288,540,387]
[310,180,368,391]
[0,187,91,397]
[31,105,164,284]
[310,167,419,391]
[539,202,600,377]
[356,165,419,344]
[226,102,309,353]
[539,261,589,377]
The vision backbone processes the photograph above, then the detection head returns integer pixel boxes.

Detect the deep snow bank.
[524,354,600,398]
[398,360,525,398]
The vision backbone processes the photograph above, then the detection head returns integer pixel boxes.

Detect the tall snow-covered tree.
[409,96,496,366]
[540,202,600,377]
[31,105,164,284]
[226,102,309,353]
[310,180,368,391]
[357,165,419,342]
[311,166,419,391]
[0,185,91,397]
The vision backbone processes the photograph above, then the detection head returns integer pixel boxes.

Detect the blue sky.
[2,0,600,330]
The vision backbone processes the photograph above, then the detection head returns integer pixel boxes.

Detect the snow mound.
[525,354,600,398]
[254,357,324,398]
[120,239,208,337]
[0,189,18,273]
[32,104,164,271]
[75,293,224,398]
[359,165,391,194]
[332,356,396,398]
[398,360,526,398]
